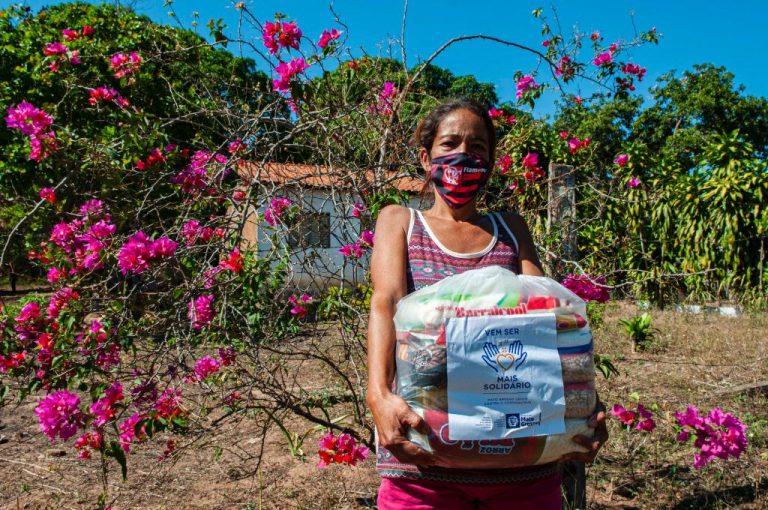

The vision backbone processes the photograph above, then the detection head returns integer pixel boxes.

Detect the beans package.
[393,266,596,468]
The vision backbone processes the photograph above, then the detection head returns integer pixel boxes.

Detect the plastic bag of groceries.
[393,265,596,469]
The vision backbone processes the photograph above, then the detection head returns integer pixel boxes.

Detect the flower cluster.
[367,81,398,115]
[288,293,313,318]
[339,230,374,258]
[272,57,309,93]
[561,273,611,303]
[181,219,224,246]
[496,154,513,175]
[188,294,215,330]
[43,40,81,73]
[264,196,293,226]
[117,231,177,275]
[110,51,142,79]
[610,403,656,432]
[88,86,129,108]
[134,146,174,171]
[34,390,85,442]
[555,55,576,81]
[201,248,243,289]
[62,25,94,41]
[41,199,116,278]
[627,176,641,188]
[317,28,342,49]
[317,431,369,468]
[76,320,121,370]
[488,107,516,125]
[39,187,56,203]
[567,136,591,155]
[350,201,366,218]
[593,42,618,67]
[5,101,58,161]
[90,381,124,428]
[614,153,630,167]
[262,20,302,54]
[515,75,538,100]
[617,63,647,91]
[675,405,748,469]
[521,152,544,183]
[170,150,228,196]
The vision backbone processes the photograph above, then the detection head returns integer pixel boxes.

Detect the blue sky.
[10,0,768,117]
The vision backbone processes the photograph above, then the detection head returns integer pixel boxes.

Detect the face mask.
[429,152,491,208]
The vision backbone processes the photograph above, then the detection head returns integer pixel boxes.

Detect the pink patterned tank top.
[376,209,560,484]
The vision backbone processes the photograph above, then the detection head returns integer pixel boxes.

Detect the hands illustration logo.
[481,341,527,372]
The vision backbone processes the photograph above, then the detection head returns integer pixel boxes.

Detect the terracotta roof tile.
[237,161,423,193]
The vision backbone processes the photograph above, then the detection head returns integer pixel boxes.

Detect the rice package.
[393,265,596,468]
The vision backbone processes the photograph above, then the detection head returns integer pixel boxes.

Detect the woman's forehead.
[436,110,488,140]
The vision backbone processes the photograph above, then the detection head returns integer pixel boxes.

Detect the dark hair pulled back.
[414,97,496,165]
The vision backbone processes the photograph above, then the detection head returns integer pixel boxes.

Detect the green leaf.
[109,440,128,481]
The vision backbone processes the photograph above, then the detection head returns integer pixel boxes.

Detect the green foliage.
[619,312,655,351]
[594,353,619,379]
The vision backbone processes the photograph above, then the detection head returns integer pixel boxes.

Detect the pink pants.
[377,473,562,510]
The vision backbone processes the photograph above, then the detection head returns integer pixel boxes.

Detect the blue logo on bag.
[481,340,528,372]
[506,413,521,429]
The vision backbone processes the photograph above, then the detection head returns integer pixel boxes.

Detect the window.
[287,211,331,249]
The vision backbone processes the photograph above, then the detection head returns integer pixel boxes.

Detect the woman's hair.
[413,98,496,193]
[414,98,496,162]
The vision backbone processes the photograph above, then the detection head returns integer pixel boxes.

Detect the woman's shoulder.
[376,204,412,230]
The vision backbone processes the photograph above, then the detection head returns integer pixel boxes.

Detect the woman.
[366,98,607,509]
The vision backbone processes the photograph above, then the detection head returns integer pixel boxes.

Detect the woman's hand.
[561,400,609,463]
[368,390,436,466]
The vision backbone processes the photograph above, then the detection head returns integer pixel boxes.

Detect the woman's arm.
[501,211,544,276]
[366,205,434,465]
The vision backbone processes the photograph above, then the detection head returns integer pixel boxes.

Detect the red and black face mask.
[429,152,491,208]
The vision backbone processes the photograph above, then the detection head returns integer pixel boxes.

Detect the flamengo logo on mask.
[443,166,461,185]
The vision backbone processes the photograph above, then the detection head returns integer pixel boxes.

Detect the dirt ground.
[0,301,766,509]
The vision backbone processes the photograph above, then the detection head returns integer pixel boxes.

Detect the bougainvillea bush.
[0,2,759,507]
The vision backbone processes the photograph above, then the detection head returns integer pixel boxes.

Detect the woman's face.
[420,108,490,172]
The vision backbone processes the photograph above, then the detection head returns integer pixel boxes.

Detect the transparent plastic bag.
[393,266,595,468]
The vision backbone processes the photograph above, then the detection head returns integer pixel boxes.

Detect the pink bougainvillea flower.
[635,404,656,432]
[555,56,575,81]
[359,230,375,247]
[614,154,630,167]
[264,196,292,226]
[117,231,153,275]
[515,74,538,100]
[590,31,600,41]
[367,81,398,115]
[150,236,178,258]
[317,431,369,468]
[39,187,56,203]
[592,51,613,67]
[81,25,94,37]
[675,405,748,469]
[488,107,503,119]
[68,50,81,65]
[338,243,363,258]
[288,293,313,318]
[74,431,102,459]
[5,101,54,136]
[505,114,516,125]
[193,355,221,381]
[559,131,569,139]
[317,28,342,48]
[188,294,215,330]
[351,201,366,218]
[62,29,80,41]
[118,413,145,452]
[46,266,66,284]
[220,248,243,273]
[622,63,647,81]
[43,42,68,56]
[34,390,85,442]
[218,347,237,366]
[610,404,637,427]
[496,154,512,175]
[627,176,641,188]
[90,381,124,427]
[521,152,539,170]
[28,131,58,161]
[568,137,591,155]
[272,57,309,93]
[46,287,79,319]
[561,273,611,303]
[110,51,142,79]
[88,86,129,108]
[263,20,302,54]
[228,138,246,154]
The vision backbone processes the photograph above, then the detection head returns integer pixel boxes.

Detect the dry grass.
[0,301,766,509]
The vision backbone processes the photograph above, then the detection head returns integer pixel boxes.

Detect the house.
[232,161,427,289]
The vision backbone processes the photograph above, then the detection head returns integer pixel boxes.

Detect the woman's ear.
[419,147,431,175]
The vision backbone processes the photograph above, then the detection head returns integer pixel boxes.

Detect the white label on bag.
[445,313,566,440]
